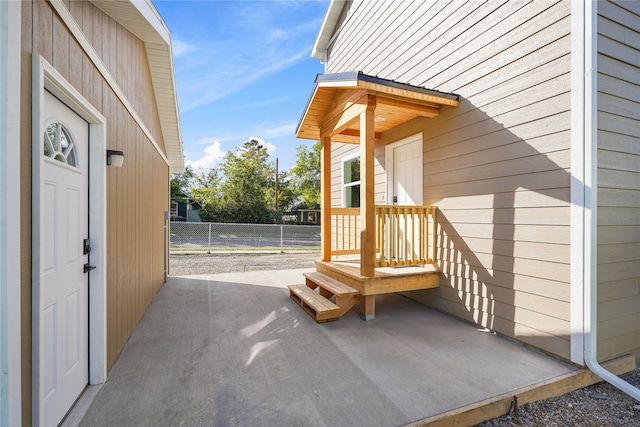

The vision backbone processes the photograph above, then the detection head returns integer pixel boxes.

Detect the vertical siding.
[596,0,640,362]
[21,1,169,422]
[326,1,573,359]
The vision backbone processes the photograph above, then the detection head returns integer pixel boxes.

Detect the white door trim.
[0,1,22,424]
[32,54,107,426]
[385,133,423,205]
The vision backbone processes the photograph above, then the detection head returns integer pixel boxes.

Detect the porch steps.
[288,272,360,322]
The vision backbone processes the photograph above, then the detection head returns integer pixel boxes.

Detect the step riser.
[289,273,360,323]
[289,293,338,322]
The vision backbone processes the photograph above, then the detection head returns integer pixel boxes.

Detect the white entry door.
[42,91,89,426]
[390,135,423,260]
[393,136,423,206]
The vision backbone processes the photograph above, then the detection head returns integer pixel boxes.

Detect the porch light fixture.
[106,149,124,167]
[374,116,386,122]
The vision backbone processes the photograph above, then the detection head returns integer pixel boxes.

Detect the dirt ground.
[169,252,640,426]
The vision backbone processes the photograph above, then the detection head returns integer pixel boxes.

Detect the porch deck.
[67,268,631,427]
[316,258,440,295]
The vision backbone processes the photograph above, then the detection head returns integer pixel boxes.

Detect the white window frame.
[341,152,361,208]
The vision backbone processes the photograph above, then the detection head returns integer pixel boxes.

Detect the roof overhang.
[296,72,460,144]
[90,0,184,173]
[311,0,347,62]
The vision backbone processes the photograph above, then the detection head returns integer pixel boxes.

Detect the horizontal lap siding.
[21,3,169,419]
[596,1,640,362]
[327,1,572,358]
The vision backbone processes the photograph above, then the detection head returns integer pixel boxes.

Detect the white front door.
[42,91,89,426]
[393,137,423,206]
[389,135,423,260]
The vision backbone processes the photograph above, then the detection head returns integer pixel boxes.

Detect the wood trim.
[358,80,460,107]
[408,355,637,427]
[320,94,370,138]
[338,129,382,140]
[380,97,440,117]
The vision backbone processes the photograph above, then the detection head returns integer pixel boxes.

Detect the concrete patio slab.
[78,268,577,427]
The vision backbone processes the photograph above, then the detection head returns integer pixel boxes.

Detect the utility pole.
[275,157,279,212]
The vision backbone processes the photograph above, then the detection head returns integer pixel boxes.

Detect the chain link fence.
[170,221,321,252]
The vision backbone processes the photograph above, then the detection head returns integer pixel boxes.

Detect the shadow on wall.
[398,97,580,360]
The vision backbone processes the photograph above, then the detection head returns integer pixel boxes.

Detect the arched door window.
[44,122,78,167]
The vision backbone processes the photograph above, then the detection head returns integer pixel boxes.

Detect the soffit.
[296,72,460,144]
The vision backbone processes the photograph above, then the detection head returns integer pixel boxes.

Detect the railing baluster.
[330,206,436,267]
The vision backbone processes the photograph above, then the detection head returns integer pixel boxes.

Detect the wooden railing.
[376,205,436,267]
[331,208,361,255]
[329,205,437,267]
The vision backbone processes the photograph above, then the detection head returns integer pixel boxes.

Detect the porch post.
[359,95,376,277]
[320,135,332,261]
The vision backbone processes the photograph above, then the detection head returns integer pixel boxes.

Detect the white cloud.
[186,141,226,170]
[172,39,197,57]
[249,136,276,155]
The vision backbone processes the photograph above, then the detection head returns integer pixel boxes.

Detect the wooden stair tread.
[304,272,359,296]
[288,284,340,322]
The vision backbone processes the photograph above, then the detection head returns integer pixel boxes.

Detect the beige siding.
[326,1,573,359]
[21,1,169,423]
[596,0,640,362]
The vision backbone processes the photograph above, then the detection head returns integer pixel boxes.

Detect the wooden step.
[288,284,340,322]
[304,272,359,296]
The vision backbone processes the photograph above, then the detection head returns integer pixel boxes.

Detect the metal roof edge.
[316,71,460,101]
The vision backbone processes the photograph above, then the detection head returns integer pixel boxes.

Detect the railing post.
[431,207,437,263]
[321,135,332,261]
[208,222,212,254]
[359,96,377,277]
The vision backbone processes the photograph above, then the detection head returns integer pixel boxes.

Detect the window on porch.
[343,155,360,208]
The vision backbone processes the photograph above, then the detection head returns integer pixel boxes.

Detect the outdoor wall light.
[107,150,124,167]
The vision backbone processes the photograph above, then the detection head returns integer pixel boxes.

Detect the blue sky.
[153,0,329,173]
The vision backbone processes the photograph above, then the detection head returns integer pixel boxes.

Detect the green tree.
[274,170,296,219]
[289,141,321,208]
[190,168,222,222]
[170,165,194,205]
[217,139,275,223]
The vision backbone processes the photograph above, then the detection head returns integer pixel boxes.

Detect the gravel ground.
[169,251,319,276]
[477,369,640,426]
[170,252,640,426]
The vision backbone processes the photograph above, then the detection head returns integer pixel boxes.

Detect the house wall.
[20,1,169,423]
[595,1,640,362]
[326,1,574,359]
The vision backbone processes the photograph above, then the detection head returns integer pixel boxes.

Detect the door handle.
[84,263,96,273]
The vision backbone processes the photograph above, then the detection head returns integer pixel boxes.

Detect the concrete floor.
[76,268,576,427]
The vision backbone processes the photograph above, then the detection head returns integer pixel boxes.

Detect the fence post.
[208,222,212,254]
[280,224,284,253]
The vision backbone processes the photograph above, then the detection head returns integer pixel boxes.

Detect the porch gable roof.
[296,71,460,144]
